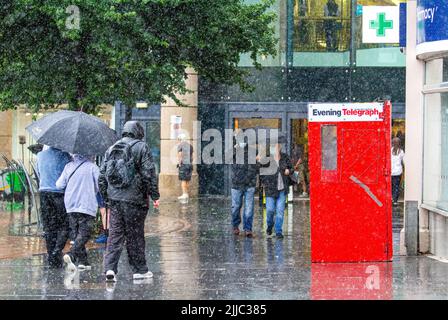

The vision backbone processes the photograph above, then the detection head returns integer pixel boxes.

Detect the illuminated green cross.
[369,12,393,37]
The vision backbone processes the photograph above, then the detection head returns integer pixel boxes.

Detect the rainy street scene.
[0,0,448,305]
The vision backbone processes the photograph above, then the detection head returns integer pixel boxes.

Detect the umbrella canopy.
[26,110,118,156]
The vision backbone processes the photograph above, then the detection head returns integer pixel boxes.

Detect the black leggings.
[392,175,401,203]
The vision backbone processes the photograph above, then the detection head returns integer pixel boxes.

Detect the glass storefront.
[293,0,351,67]
[423,57,448,211]
[239,0,406,68]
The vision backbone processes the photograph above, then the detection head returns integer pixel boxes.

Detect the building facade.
[198,0,406,196]
[0,0,407,200]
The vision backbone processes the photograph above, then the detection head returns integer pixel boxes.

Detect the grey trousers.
[103,200,149,274]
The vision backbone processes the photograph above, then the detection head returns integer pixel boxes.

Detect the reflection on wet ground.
[0,198,447,300]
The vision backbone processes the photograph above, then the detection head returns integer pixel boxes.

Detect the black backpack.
[105,140,140,189]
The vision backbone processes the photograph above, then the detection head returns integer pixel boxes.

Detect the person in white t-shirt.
[391,137,405,205]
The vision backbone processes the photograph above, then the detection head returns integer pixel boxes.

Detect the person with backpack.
[56,154,100,270]
[36,146,72,268]
[99,121,160,283]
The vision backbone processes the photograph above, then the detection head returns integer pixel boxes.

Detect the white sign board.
[362,6,399,44]
[308,103,384,122]
[170,115,183,139]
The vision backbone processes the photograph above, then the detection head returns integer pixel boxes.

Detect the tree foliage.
[0,0,277,114]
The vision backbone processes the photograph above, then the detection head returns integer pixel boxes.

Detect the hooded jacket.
[56,154,99,216]
[99,121,160,207]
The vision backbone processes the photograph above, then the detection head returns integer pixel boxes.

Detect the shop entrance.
[290,118,309,199]
[230,112,312,201]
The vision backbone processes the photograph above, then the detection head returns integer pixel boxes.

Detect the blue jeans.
[231,187,256,232]
[266,191,286,235]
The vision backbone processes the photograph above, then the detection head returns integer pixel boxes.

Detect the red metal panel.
[309,102,392,262]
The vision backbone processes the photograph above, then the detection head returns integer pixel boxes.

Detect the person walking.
[295,149,309,198]
[56,154,100,270]
[36,146,72,268]
[99,121,160,283]
[177,133,194,201]
[231,131,259,238]
[259,134,293,239]
[391,137,405,205]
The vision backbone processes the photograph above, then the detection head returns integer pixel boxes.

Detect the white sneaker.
[105,270,117,282]
[178,194,189,200]
[78,264,92,271]
[133,271,153,280]
[63,254,77,272]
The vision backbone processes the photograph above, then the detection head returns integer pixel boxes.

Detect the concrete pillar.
[0,111,13,166]
[403,1,425,255]
[159,68,199,199]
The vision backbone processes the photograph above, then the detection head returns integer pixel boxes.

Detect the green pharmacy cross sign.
[370,12,393,37]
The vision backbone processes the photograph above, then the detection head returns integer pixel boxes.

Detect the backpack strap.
[67,160,87,185]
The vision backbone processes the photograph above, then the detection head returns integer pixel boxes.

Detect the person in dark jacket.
[259,134,292,239]
[231,132,259,238]
[99,121,160,283]
[36,146,72,268]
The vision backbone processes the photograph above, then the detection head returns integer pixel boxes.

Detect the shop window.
[293,0,351,53]
[423,93,448,211]
[321,125,337,171]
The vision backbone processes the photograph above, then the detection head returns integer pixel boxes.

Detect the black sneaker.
[266,228,273,237]
[276,233,284,239]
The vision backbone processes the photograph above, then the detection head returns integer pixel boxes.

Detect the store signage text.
[309,103,384,122]
[417,0,448,44]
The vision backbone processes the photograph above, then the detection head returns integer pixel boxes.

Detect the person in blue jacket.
[36,146,72,268]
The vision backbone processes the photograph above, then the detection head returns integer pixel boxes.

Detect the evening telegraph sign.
[308,103,384,123]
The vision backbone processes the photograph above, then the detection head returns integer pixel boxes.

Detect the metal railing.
[0,153,41,235]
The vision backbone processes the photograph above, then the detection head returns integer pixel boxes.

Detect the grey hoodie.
[56,154,100,216]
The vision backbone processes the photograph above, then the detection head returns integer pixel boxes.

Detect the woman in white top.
[391,137,405,205]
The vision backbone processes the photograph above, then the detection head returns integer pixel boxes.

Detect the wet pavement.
[0,198,447,300]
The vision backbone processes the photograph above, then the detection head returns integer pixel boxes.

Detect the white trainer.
[78,264,92,271]
[178,194,189,200]
[63,254,77,272]
[133,271,153,280]
[105,270,117,282]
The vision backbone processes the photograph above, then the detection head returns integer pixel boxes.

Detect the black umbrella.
[26,110,118,156]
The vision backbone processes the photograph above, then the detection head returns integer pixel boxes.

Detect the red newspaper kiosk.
[308,101,393,263]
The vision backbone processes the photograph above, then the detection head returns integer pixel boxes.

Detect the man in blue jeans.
[259,134,292,239]
[231,131,259,238]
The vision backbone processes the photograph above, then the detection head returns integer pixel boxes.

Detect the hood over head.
[122,121,145,140]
